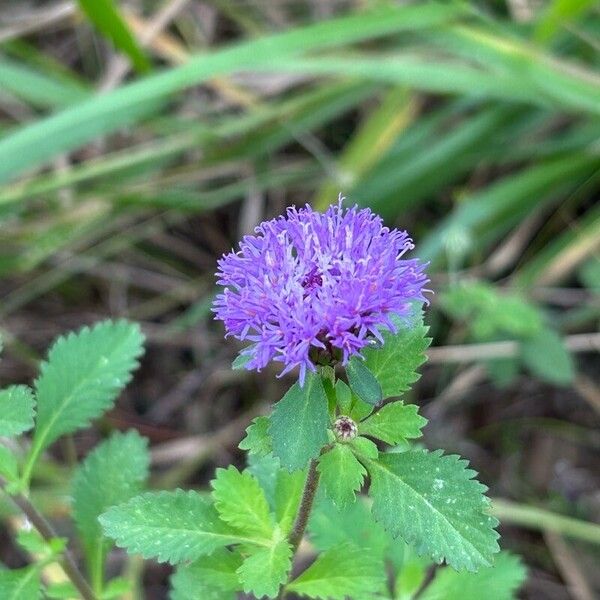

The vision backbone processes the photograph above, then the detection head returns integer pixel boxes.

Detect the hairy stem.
[277,458,321,599]
[0,479,97,600]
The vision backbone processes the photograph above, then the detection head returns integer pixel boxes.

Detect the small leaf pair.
[101,466,293,598]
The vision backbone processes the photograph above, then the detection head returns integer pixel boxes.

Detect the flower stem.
[277,458,321,599]
[0,478,97,600]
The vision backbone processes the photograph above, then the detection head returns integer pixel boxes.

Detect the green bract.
[269,373,329,471]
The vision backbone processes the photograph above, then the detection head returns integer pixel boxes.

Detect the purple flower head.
[213,198,429,385]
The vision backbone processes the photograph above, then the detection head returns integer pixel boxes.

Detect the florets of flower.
[213,198,429,385]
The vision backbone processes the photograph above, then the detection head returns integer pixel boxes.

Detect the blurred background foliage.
[0,0,599,597]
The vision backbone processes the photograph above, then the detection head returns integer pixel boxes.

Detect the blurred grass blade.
[352,105,516,219]
[441,25,600,115]
[314,87,417,210]
[0,2,462,185]
[492,499,600,545]
[534,0,597,43]
[77,0,151,73]
[0,56,90,109]
[0,81,370,207]
[268,49,600,115]
[418,155,600,264]
[268,54,534,104]
[207,80,375,166]
[515,204,600,287]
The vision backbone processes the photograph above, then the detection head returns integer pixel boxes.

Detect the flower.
[213,197,429,384]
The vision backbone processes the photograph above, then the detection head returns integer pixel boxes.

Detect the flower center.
[333,416,358,441]
[301,266,323,292]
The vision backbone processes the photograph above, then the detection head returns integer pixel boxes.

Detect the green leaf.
[393,543,430,599]
[15,529,57,556]
[362,313,431,398]
[99,490,249,564]
[367,450,499,571]
[349,397,374,422]
[287,543,385,599]
[0,567,41,600]
[46,581,78,599]
[0,446,19,483]
[28,321,144,476]
[579,258,600,291]
[212,466,274,540]
[521,329,574,385]
[77,0,150,73]
[486,357,520,388]
[334,380,352,414]
[101,577,131,600]
[350,436,379,460]
[171,580,234,600]
[440,282,543,340]
[232,351,253,370]
[346,357,383,406]
[170,553,238,600]
[419,552,526,600]
[269,373,329,471]
[0,386,35,437]
[247,452,280,506]
[317,444,366,508]
[237,534,292,598]
[336,380,373,421]
[309,497,389,560]
[170,549,241,596]
[359,402,427,445]
[239,416,272,456]
[72,430,149,570]
[274,469,305,533]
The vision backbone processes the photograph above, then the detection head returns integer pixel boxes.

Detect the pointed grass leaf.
[0,386,35,437]
[362,314,431,398]
[419,552,526,600]
[211,466,275,540]
[359,402,427,445]
[346,357,383,406]
[237,533,292,599]
[269,373,329,471]
[0,3,463,185]
[367,450,499,571]
[317,444,366,508]
[30,320,144,463]
[99,490,249,564]
[287,543,385,599]
[72,430,149,566]
[77,0,150,73]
